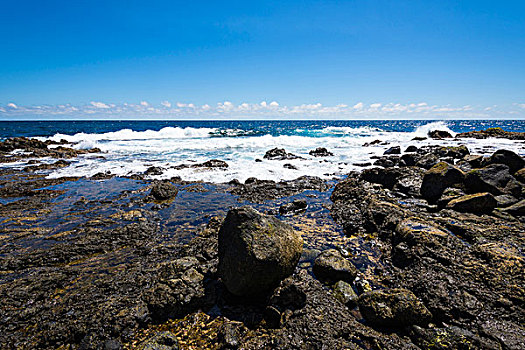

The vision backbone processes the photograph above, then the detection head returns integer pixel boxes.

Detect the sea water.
[1,120,523,182]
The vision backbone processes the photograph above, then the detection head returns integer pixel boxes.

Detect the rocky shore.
[0,130,524,349]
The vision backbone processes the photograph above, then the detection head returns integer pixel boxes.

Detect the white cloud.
[161,101,171,108]
[7,103,18,109]
[517,103,525,109]
[140,101,149,107]
[269,101,279,107]
[90,101,110,109]
[370,103,382,109]
[353,102,364,109]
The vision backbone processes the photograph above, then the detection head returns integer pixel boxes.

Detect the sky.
[1,0,524,120]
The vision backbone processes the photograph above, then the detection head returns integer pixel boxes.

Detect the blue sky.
[1,0,524,119]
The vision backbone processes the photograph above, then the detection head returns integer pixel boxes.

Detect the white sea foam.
[16,123,523,183]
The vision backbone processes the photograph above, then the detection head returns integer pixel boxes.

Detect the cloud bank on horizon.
[1,101,524,120]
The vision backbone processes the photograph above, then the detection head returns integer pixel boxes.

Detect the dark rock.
[420,162,465,203]
[138,331,180,350]
[104,339,122,350]
[412,136,427,141]
[384,146,401,155]
[446,193,497,214]
[494,194,519,208]
[436,145,470,159]
[358,288,432,327]
[456,127,525,140]
[415,153,439,170]
[486,149,525,173]
[263,148,300,160]
[463,154,484,168]
[313,249,357,284]
[269,277,307,312]
[515,168,525,183]
[401,153,418,166]
[309,147,333,157]
[333,280,358,308]
[197,159,229,168]
[279,199,307,216]
[464,164,515,196]
[373,157,397,168]
[283,163,298,170]
[145,166,164,176]
[436,187,466,209]
[363,139,382,147]
[405,145,418,153]
[501,199,525,217]
[218,206,303,297]
[255,158,262,162]
[429,130,453,139]
[151,182,178,200]
[352,162,372,167]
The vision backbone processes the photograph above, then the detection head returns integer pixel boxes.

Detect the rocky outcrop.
[279,199,307,216]
[429,130,453,138]
[456,127,525,140]
[308,147,333,157]
[263,148,301,160]
[446,192,497,214]
[218,206,303,297]
[150,181,178,200]
[384,146,401,155]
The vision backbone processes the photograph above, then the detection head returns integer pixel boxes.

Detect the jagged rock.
[405,145,418,153]
[313,249,357,284]
[494,194,519,208]
[415,153,439,170]
[283,163,298,170]
[463,154,484,168]
[138,331,180,350]
[218,206,303,296]
[263,148,300,160]
[465,164,516,196]
[501,199,525,217]
[515,168,525,183]
[358,289,432,327]
[486,149,525,173]
[401,153,418,166]
[446,193,497,214]
[151,182,178,200]
[197,159,229,168]
[309,147,333,157]
[333,280,358,308]
[363,139,382,147]
[420,162,465,203]
[384,146,401,155]
[429,130,453,138]
[437,187,466,209]
[435,145,470,159]
[279,199,307,216]
[145,166,164,176]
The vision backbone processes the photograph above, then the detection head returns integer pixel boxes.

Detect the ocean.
[1,120,523,182]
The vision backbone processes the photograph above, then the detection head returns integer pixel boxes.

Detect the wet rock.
[333,280,358,308]
[462,154,484,168]
[429,130,453,138]
[412,136,427,141]
[279,199,307,216]
[218,206,303,297]
[263,148,300,160]
[151,182,178,200]
[91,171,114,180]
[436,187,466,209]
[138,331,180,350]
[464,164,515,196]
[358,288,432,327]
[456,127,525,140]
[401,153,418,166]
[269,277,307,313]
[283,163,297,170]
[363,139,382,147]
[415,153,439,170]
[494,194,519,208]
[373,157,397,168]
[501,199,525,217]
[420,162,465,203]
[145,166,164,176]
[218,321,245,349]
[486,149,525,173]
[446,193,497,214]
[384,146,401,155]
[410,325,495,350]
[309,147,333,157]
[197,159,229,168]
[405,145,418,153]
[313,249,357,284]
[514,168,525,183]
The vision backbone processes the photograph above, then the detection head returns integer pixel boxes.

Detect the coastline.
[0,127,524,349]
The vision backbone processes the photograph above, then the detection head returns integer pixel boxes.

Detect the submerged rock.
[358,288,432,327]
[151,182,178,200]
[279,199,308,216]
[313,249,357,284]
[218,206,303,297]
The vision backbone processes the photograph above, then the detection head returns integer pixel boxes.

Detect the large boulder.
[464,164,515,196]
[446,193,497,214]
[420,162,465,203]
[486,149,525,174]
[313,249,357,284]
[358,289,432,327]
[384,146,401,155]
[309,147,333,157]
[218,206,303,297]
[429,130,453,139]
